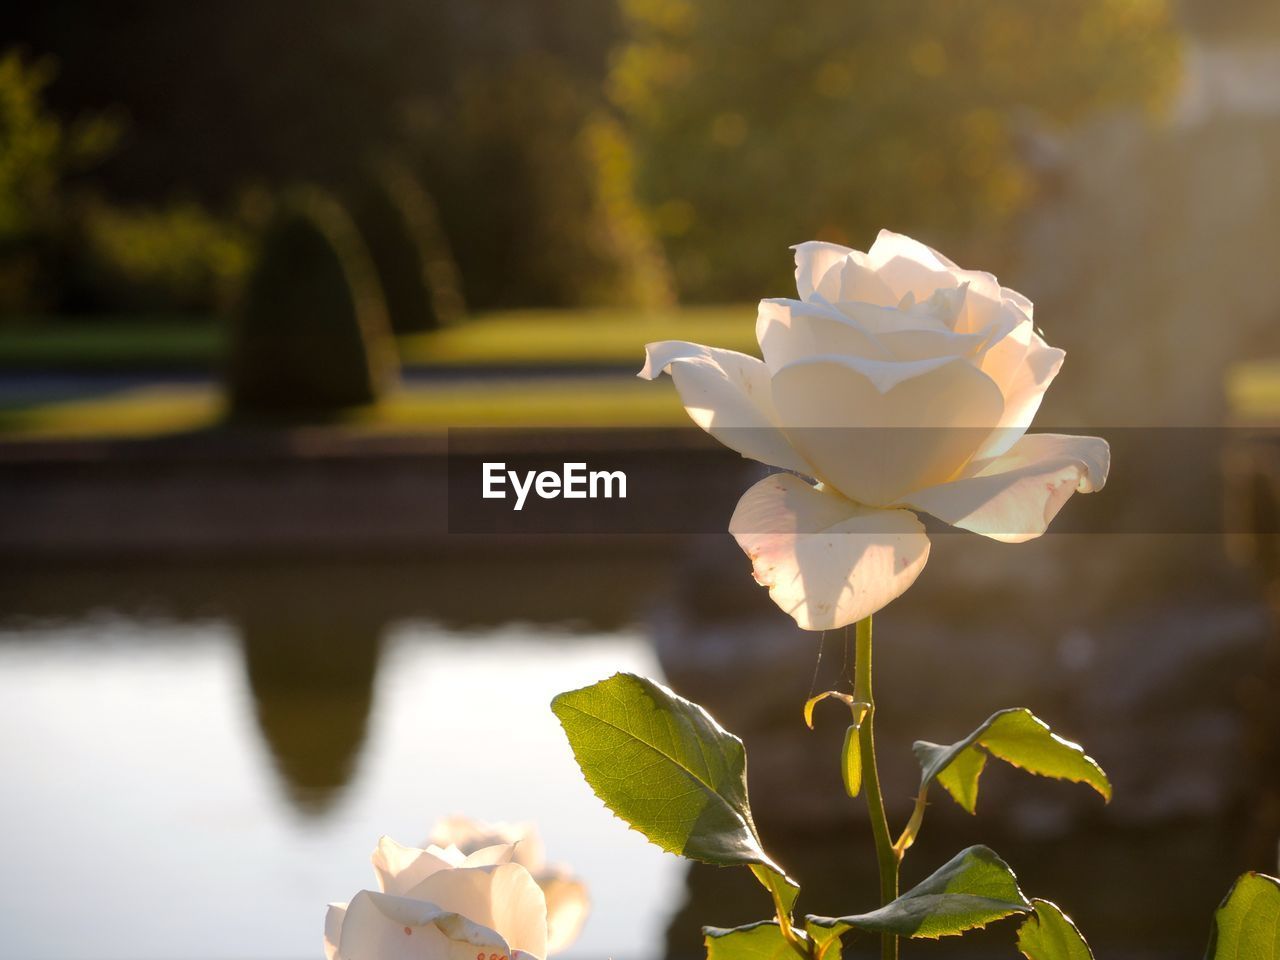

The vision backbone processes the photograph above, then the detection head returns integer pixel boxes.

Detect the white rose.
[640,230,1109,630]
[325,837,547,960]
[428,817,589,955]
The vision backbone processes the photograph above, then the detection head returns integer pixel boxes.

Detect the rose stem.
[853,615,899,960]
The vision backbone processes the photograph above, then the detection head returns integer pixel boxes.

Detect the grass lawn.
[0,377,693,440]
[0,304,756,371]
[0,318,222,370]
[397,304,755,366]
[0,305,753,439]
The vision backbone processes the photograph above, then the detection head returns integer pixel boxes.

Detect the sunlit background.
[1,1,1279,958]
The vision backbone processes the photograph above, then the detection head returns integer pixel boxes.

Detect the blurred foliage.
[345,154,466,334]
[0,51,117,313]
[0,305,755,372]
[226,189,398,416]
[73,198,248,313]
[581,113,674,308]
[5,1,1190,311]
[611,0,1183,299]
[7,1,664,311]
[0,52,117,239]
[408,55,672,309]
[0,51,248,319]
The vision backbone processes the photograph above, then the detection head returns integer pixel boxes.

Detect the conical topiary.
[225,187,397,417]
[346,154,466,334]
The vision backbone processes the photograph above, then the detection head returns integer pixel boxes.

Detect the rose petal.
[833,292,957,336]
[640,340,814,474]
[729,472,931,630]
[324,902,346,960]
[948,278,1017,336]
[756,298,891,371]
[759,295,988,370]
[461,844,517,868]
[428,844,468,866]
[875,327,989,362]
[847,288,994,361]
[793,241,896,305]
[1003,285,1034,319]
[900,433,1109,542]
[975,324,1065,458]
[771,355,1005,505]
[793,240,852,301]
[402,863,548,959]
[372,837,458,896]
[485,864,550,958]
[429,817,546,872]
[337,889,517,960]
[539,873,590,954]
[955,269,1001,299]
[867,229,959,302]
[869,228,959,269]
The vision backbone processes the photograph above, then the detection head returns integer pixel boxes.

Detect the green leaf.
[750,862,800,916]
[913,708,1112,814]
[1206,872,1280,960]
[1017,899,1095,960]
[804,691,839,729]
[802,692,867,800]
[552,672,788,879]
[805,920,844,960]
[808,845,1031,939]
[704,921,795,960]
[702,920,843,960]
[802,691,867,730]
[840,724,862,798]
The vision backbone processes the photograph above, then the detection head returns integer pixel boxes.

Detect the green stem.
[853,616,899,960]
[750,865,810,959]
[767,882,811,960]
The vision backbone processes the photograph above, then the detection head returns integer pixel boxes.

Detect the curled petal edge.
[901,433,1110,543]
[730,472,931,630]
[639,340,814,474]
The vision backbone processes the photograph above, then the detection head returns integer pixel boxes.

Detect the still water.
[0,613,683,960]
[1,532,1276,960]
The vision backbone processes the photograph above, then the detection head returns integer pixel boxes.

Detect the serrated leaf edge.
[1016,899,1095,960]
[1204,871,1280,960]
[806,845,1031,940]
[913,707,1112,814]
[551,672,789,878]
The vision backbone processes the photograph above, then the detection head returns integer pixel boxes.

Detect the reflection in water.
[0,548,678,822]
[0,520,1277,960]
[0,613,682,960]
[240,613,382,815]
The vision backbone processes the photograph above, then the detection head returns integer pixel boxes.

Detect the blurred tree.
[0,51,117,313]
[6,1,669,310]
[226,188,398,416]
[70,198,248,314]
[611,0,1183,299]
[408,54,672,309]
[0,51,251,318]
[345,153,466,334]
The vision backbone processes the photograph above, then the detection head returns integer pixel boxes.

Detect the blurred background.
[1,1,1279,958]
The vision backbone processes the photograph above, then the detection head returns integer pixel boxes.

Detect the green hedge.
[225,187,398,417]
[346,154,466,334]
